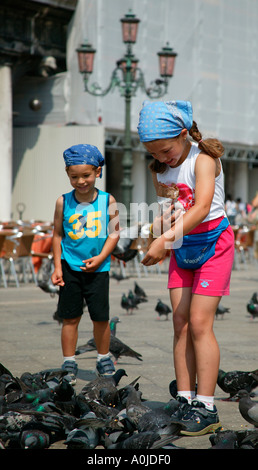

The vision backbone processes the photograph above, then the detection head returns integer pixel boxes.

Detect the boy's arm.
[51,196,65,285]
[81,194,120,272]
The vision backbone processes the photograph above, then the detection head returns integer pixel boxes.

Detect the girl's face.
[143,130,189,167]
[67,164,101,196]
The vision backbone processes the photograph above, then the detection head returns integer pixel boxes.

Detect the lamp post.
[76,10,177,225]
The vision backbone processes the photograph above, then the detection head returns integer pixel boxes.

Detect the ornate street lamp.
[76,10,177,225]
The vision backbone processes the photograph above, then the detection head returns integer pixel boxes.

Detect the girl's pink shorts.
[167,216,235,296]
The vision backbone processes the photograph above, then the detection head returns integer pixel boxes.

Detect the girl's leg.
[189,294,221,396]
[93,320,111,354]
[170,287,196,393]
[61,316,81,356]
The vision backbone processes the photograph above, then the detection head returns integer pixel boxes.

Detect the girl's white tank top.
[157,142,226,222]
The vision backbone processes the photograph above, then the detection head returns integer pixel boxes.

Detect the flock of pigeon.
[5,270,257,449]
[1,360,258,450]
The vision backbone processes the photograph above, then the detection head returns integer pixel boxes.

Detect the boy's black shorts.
[57,260,109,321]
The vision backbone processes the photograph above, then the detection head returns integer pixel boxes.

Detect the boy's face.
[66,164,101,195]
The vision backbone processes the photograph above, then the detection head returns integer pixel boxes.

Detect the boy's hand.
[51,269,65,286]
[80,255,102,272]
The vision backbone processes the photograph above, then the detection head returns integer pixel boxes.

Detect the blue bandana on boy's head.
[63,144,105,177]
[137,100,193,142]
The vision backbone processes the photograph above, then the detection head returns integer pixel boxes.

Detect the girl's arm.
[51,196,65,285]
[81,194,120,272]
[142,153,217,265]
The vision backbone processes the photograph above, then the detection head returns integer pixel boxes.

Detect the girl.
[137,100,234,436]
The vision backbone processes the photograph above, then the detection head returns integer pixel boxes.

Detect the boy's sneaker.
[178,399,222,436]
[62,361,78,386]
[96,356,115,377]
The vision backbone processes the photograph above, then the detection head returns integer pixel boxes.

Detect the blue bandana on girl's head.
[63,144,105,177]
[137,100,193,142]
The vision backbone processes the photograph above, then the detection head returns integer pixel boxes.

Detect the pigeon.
[20,427,51,449]
[106,429,181,449]
[38,279,59,297]
[237,390,258,427]
[251,292,258,304]
[107,337,143,365]
[234,429,258,448]
[121,293,138,315]
[128,289,147,307]
[64,427,100,449]
[137,403,184,437]
[110,271,130,282]
[134,282,147,299]
[209,430,238,449]
[109,316,120,336]
[155,299,172,320]
[80,369,127,403]
[76,320,142,365]
[125,386,151,428]
[246,302,258,320]
[217,368,258,399]
[215,304,230,319]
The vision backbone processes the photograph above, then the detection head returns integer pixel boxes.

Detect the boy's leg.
[92,320,111,354]
[61,316,81,357]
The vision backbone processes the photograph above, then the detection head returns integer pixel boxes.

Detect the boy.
[51,144,119,384]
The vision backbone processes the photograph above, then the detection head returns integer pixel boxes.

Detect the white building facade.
[3,0,258,222]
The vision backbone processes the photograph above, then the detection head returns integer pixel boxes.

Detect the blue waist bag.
[174,217,229,269]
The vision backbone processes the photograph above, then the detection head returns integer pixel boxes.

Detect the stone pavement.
[0,260,258,450]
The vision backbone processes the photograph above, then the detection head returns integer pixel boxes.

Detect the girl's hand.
[152,204,181,236]
[80,255,102,272]
[141,236,170,266]
[51,268,64,286]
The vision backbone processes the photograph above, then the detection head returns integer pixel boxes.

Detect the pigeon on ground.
[121,293,138,315]
[128,289,148,307]
[155,299,172,320]
[64,427,100,449]
[246,302,258,320]
[110,271,130,282]
[137,403,184,437]
[20,426,51,449]
[217,368,258,399]
[215,304,230,319]
[106,429,181,449]
[80,369,127,403]
[76,319,142,365]
[210,428,258,449]
[108,336,143,364]
[134,282,147,299]
[251,292,258,304]
[237,390,258,427]
[125,386,151,428]
[109,316,120,336]
[209,430,238,449]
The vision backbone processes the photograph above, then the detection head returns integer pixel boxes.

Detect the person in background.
[225,194,237,225]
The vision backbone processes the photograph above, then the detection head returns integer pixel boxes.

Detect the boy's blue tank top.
[61,189,111,272]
